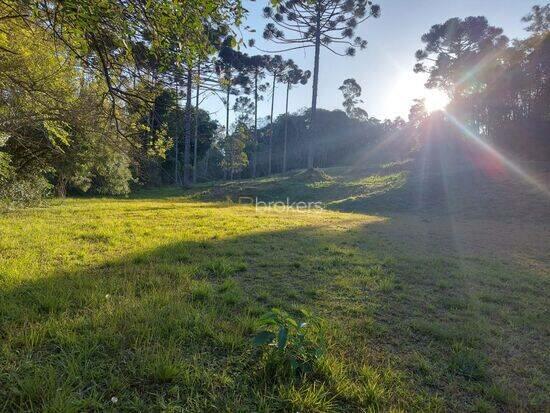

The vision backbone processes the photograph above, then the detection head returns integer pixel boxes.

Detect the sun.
[423,89,450,112]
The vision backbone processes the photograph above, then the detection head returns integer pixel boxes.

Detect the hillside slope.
[183,156,550,222]
[1,155,548,410]
[173,147,550,268]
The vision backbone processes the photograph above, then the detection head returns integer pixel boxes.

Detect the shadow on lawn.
[0,224,403,411]
[1,222,546,411]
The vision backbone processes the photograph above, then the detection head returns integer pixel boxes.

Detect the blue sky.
[203,0,539,125]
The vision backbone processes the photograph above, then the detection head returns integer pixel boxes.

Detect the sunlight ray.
[444,111,550,198]
[435,141,468,261]
[453,48,505,92]
[350,126,405,168]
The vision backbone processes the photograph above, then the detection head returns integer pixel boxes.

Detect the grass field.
[1,165,549,412]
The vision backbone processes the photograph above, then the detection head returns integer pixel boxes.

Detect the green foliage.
[133,87,224,186]
[0,18,135,199]
[0,134,12,182]
[339,78,368,120]
[262,0,380,58]
[253,308,325,378]
[250,108,404,176]
[0,152,10,182]
[0,132,52,208]
[20,0,243,87]
[414,16,509,95]
[413,12,550,160]
[262,0,380,168]
[522,4,549,34]
[92,151,134,195]
[0,175,52,209]
[221,122,250,176]
[0,0,241,195]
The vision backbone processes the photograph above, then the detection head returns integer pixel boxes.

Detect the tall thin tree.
[193,63,200,183]
[183,66,193,186]
[216,37,250,178]
[174,80,180,185]
[260,0,381,169]
[245,55,269,177]
[280,60,310,172]
[266,55,285,175]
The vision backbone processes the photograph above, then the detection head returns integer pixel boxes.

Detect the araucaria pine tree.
[242,54,270,178]
[280,61,310,172]
[266,55,286,175]
[260,0,381,169]
[339,78,368,120]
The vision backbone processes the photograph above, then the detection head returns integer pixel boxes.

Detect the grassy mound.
[186,155,549,221]
[292,168,335,182]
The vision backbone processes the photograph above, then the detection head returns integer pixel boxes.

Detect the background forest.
[0,1,548,204]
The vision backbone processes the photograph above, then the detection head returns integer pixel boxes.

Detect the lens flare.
[444,111,550,198]
[424,89,449,113]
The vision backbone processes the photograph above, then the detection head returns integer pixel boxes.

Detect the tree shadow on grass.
[0,224,402,411]
[0,222,546,411]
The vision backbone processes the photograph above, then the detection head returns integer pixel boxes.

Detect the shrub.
[90,151,133,195]
[253,308,325,378]
[0,174,52,209]
[0,138,52,208]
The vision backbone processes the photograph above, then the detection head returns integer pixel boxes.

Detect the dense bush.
[0,174,52,209]
[0,17,136,203]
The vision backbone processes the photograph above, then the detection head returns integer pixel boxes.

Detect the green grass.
[0,170,548,411]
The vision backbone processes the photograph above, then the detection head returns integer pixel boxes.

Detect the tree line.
[0,0,383,200]
[412,6,549,161]
[0,1,547,203]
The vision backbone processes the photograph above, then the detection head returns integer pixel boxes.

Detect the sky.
[203,0,540,126]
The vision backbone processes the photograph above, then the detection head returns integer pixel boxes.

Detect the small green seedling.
[253,308,325,377]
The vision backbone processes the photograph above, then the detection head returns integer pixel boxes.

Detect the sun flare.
[424,89,450,112]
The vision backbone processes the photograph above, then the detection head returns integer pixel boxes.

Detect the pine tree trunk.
[226,86,230,140]
[283,81,290,173]
[224,85,230,182]
[183,67,192,186]
[174,83,179,185]
[204,148,210,177]
[252,70,258,178]
[193,63,200,184]
[268,73,276,175]
[308,3,322,170]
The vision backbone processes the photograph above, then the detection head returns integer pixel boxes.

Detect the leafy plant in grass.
[253,308,325,378]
